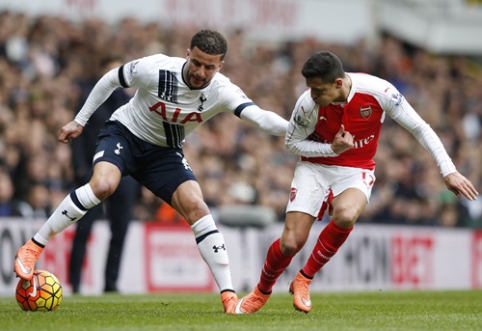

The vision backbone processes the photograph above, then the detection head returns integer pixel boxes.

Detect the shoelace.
[294,280,310,295]
[244,295,266,307]
[22,247,41,263]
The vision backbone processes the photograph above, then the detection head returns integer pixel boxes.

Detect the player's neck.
[338,74,352,102]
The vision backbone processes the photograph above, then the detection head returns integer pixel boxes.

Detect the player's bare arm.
[331,124,354,154]
[58,120,84,144]
[443,172,479,201]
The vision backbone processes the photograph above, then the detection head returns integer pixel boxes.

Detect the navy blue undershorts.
[93,120,197,204]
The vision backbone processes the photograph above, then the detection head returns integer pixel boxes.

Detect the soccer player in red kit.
[235,51,479,314]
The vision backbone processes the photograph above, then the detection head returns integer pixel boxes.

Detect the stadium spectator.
[0,11,480,231]
[0,168,22,216]
[68,56,139,294]
[16,183,51,218]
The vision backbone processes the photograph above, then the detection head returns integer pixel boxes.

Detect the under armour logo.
[62,210,77,222]
[198,94,207,111]
[212,244,226,253]
[115,142,123,155]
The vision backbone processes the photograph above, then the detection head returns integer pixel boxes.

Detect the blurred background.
[0,0,481,295]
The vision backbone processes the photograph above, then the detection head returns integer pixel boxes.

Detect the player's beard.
[187,71,208,89]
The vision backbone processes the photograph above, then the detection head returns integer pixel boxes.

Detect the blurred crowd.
[0,11,480,227]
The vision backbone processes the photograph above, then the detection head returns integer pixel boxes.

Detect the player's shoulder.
[349,72,394,93]
[137,54,184,69]
[349,72,403,106]
[296,89,316,109]
[207,72,241,95]
[210,72,233,88]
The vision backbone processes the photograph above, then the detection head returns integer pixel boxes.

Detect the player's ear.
[186,48,191,59]
[218,60,225,70]
[335,78,343,88]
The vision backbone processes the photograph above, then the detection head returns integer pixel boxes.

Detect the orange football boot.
[234,286,270,314]
[289,271,313,313]
[14,239,44,280]
[221,291,239,314]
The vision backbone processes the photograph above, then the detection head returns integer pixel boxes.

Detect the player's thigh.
[170,180,210,224]
[330,167,375,222]
[93,121,137,177]
[331,188,368,223]
[330,167,375,201]
[286,162,331,217]
[90,121,138,196]
[131,148,201,222]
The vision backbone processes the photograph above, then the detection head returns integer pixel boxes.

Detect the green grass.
[1,290,481,331]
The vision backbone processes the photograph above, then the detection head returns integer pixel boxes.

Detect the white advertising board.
[1,218,481,297]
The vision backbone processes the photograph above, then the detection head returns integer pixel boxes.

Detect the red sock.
[257,238,294,293]
[302,221,353,277]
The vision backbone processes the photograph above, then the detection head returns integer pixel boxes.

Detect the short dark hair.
[190,30,228,60]
[301,51,345,83]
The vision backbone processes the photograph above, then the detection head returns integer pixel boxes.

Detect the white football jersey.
[110,54,255,147]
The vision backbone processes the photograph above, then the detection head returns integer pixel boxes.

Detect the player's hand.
[331,125,354,154]
[58,120,84,144]
[444,172,479,201]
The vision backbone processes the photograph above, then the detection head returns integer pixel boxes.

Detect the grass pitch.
[1,290,481,331]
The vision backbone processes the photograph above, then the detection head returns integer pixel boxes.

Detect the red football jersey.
[301,91,384,169]
[286,72,456,176]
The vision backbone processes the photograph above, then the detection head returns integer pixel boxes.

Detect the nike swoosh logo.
[301,298,312,307]
[16,258,32,275]
[234,297,245,314]
[29,277,37,297]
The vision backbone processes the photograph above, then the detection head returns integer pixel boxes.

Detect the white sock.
[192,214,234,293]
[34,184,101,245]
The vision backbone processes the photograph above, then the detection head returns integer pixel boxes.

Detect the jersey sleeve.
[119,55,159,89]
[75,55,160,127]
[74,68,122,126]
[382,85,457,177]
[285,91,337,157]
[238,105,288,136]
[217,82,256,116]
[216,81,287,136]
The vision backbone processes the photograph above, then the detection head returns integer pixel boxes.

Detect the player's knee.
[280,238,303,257]
[182,200,210,224]
[90,181,117,200]
[332,206,358,228]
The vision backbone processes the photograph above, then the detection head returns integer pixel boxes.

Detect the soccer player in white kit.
[13,30,288,313]
[236,51,478,314]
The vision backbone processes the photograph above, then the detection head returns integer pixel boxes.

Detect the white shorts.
[286,162,376,218]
